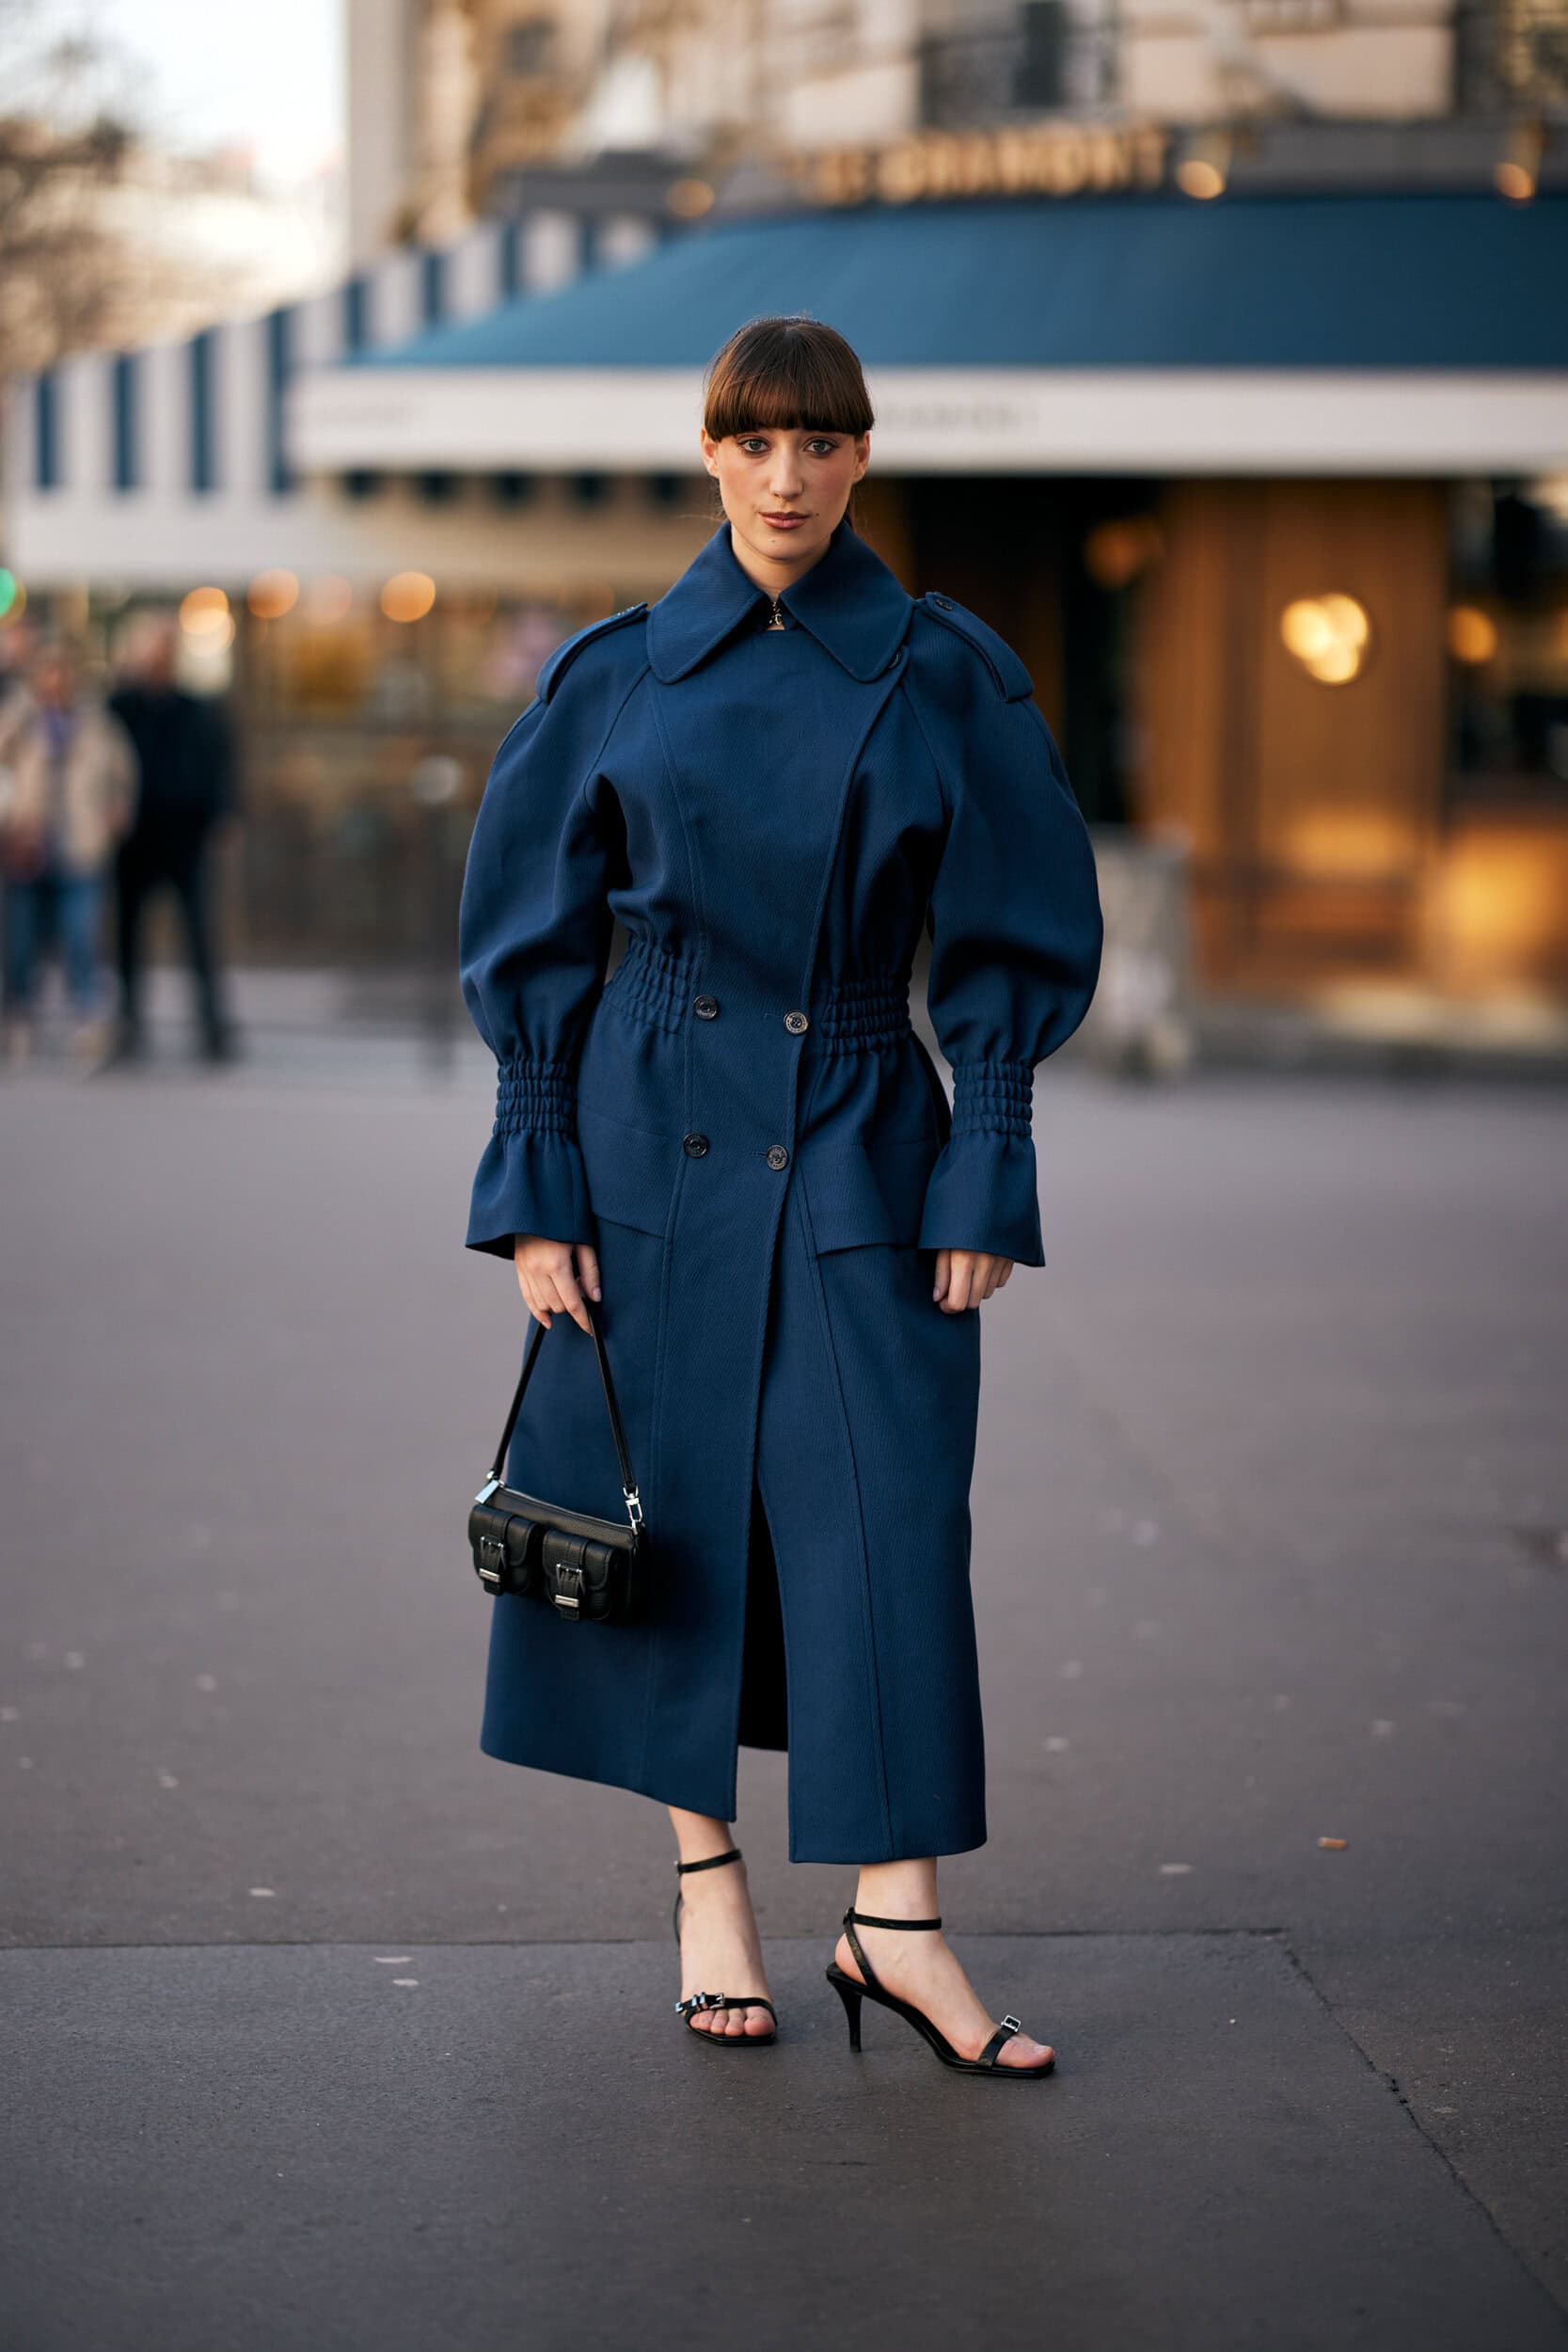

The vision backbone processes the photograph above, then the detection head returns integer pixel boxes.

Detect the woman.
[458,316,1102,2074]
[1,638,135,1066]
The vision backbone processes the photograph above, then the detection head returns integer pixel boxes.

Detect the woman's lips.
[762,513,807,527]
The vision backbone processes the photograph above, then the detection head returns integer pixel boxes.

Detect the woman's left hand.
[932,1248,1013,1312]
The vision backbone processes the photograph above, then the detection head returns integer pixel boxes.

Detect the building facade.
[4,0,1567,1018]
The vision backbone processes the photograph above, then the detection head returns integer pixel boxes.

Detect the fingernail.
[591,1284,601,1299]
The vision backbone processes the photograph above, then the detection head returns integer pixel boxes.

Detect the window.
[506,19,556,76]
[1446,479,1568,806]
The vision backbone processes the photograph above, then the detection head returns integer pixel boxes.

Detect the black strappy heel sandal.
[825,1908,1054,2078]
[671,1846,778,2048]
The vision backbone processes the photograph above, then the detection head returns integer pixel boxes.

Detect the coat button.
[693,994,719,1019]
[765,1144,789,1171]
[783,1009,809,1034]
[930,593,954,610]
[683,1132,709,1157]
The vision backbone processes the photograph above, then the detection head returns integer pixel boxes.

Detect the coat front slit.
[461,516,1102,1863]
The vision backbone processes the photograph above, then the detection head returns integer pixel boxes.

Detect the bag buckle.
[475,1534,506,1594]
[552,1562,585,1618]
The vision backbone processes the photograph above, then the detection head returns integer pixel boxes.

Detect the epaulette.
[535,602,649,704]
[915,591,1034,702]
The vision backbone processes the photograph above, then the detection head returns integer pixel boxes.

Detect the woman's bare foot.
[840,1861,1053,2070]
[670,1821,775,2039]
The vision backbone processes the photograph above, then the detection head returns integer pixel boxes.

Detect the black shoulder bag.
[467,1295,646,1623]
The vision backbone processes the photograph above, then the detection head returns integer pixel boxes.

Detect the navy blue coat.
[459,514,1101,1862]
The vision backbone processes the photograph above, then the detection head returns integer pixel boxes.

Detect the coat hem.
[480,1728,739,1825]
[479,1733,987,1862]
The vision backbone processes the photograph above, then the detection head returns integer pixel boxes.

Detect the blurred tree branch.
[0,2,146,368]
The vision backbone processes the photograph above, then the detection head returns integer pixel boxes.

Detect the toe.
[744,2005,772,2037]
[999,2031,1053,2068]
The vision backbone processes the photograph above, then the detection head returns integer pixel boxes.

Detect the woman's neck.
[724,516,838,600]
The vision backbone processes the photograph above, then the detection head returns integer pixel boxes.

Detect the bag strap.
[486,1295,644,1535]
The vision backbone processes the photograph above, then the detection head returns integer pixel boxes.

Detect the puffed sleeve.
[914,670,1102,1267]
[458,691,617,1261]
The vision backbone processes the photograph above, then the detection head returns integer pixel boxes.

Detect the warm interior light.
[1528,472,1568,524]
[180,585,230,638]
[1284,810,1416,880]
[248,568,299,620]
[303,575,354,623]
[1280,594,1371,683]
[1447,605,1499,664]
[381,571,436,624]
[1495,119,1544,206]
[1177,158,1226,200]
[1084,516,1165,590]
[666,178,715,219]
[1496,161,1536,202]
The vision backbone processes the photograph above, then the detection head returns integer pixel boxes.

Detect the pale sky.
[58,0,346,186]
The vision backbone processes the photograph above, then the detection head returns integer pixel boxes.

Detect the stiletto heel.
[829,1970,863,2051]
[824,1908,1054,2079]
[671,1846,778,2048]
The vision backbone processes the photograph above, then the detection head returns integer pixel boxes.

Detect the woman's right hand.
[514,1235,602,1333]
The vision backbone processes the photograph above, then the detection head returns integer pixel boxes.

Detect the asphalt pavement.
[2,1010,1564,2349]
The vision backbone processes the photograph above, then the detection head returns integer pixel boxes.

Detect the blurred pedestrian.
[0,638,135,1068]
[106,613,240,1065]
[0,613,38,740]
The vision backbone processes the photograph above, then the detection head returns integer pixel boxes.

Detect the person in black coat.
[106,615,240,1064]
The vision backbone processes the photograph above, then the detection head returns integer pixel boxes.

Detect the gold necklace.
[765,595,784,630]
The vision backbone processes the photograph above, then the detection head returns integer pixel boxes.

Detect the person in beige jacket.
[0,640,136,1063]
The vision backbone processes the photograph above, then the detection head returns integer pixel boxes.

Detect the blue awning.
[291,192,1568,477]
[348,194,1568,373]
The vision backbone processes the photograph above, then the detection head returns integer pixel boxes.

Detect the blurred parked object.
[1080,829,1195,1078]
[409,752,465,1072]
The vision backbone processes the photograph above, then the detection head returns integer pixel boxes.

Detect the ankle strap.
[846,1908,942,1931]
[840,1906,942,2004]
[675,1846,742,1876]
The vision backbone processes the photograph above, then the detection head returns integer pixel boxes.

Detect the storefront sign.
[794,122,1172,206]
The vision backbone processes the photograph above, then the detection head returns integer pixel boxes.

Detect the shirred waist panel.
[602,934,914,1053]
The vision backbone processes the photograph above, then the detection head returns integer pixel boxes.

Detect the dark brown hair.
[703,314,875,442]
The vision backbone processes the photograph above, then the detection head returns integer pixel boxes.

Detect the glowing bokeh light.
[180,585,230,637]
[381,571,437,624]
[248,569,300,620]
[1177,158,1225,200]
[1447,605,1499,664]
[1280,595,1371,683]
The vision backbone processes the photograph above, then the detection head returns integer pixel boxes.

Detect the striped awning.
[292,192,1568,476]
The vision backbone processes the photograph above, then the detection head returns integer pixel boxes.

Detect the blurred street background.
[2,4,1567,2348]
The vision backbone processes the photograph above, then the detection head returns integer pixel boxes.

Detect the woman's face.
[701,423,870,574]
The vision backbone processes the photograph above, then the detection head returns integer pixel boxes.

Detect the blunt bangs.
[703,315,875,441]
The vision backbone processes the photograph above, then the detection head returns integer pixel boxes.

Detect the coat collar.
[647,515,913,686]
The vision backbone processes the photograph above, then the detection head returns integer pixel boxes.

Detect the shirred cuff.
[947,1057,1033,1139]
[494,1056,576,1136]
[915,1058,1045,1265]
[465,1056,598,1260]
